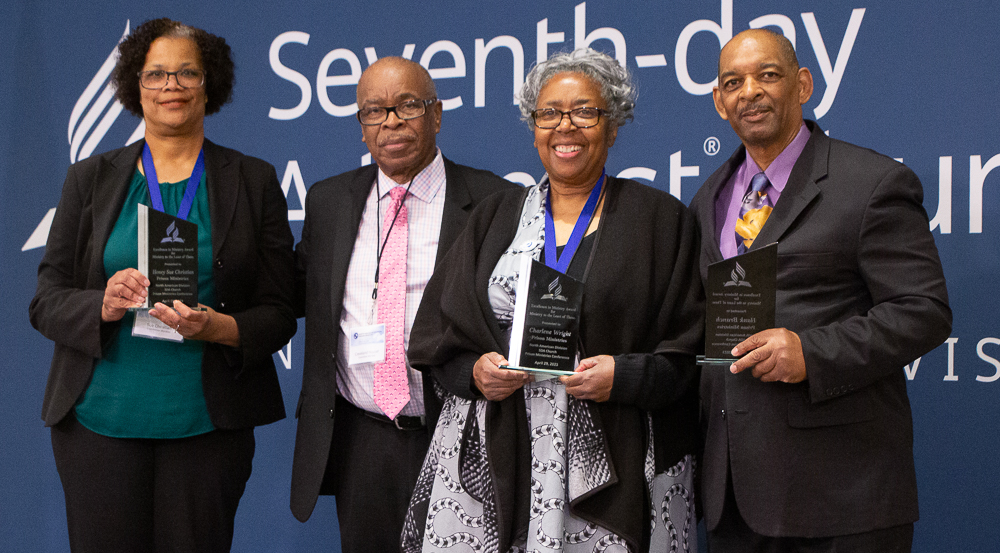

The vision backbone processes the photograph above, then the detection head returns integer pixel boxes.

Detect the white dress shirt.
[336,150,446,417]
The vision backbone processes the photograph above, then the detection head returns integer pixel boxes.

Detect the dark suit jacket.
[289,158,514,522]
[689,121,951,537]
[30,139,295,430]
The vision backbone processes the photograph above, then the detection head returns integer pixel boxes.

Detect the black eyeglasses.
[138,69,206,90]
[356,99,437,126]
[531,107,607,129]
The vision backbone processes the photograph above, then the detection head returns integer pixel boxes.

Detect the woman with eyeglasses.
[401,48,704,552]
[29,18,294,552]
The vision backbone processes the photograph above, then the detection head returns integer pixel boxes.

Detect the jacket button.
[216,259,223,268]
[329,409,335,419]
[721,409,727,420]
[219,301,226,309]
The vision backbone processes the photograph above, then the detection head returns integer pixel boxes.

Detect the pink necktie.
[374,186,410,420]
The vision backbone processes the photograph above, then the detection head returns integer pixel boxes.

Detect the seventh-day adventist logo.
[23,20,144,251]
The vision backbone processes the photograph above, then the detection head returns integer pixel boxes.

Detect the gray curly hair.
[518,48,636,129]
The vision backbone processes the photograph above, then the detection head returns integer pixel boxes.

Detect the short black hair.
[112,18,234,117]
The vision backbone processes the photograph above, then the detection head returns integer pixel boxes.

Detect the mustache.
[377,132,415,146]
[738,102,770,117]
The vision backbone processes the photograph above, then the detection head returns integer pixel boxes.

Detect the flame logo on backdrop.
[68,20,146,163]
[23,21,145,251]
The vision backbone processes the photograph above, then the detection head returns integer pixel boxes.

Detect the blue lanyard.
[544,169,605,274]
[142,144,205,221]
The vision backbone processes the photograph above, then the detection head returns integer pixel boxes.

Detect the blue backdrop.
[3,0,997,551]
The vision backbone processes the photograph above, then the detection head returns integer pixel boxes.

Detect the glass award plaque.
[501,256,583,375]
[137,204,198,308]
[698,243,777,364]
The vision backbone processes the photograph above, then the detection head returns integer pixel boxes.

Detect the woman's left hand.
[149,300,239,347]
[150,300,210,337]
[560,355,614,402]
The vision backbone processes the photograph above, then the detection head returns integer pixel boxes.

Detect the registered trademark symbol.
[704,136,720,156]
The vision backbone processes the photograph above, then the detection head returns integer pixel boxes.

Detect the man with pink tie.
[289,57,514,552]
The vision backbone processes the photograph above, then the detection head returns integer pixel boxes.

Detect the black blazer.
[30,139,295,430]
[689,121,951,537]
[289,158,515,522]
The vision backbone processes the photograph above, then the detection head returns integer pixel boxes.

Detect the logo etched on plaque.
[724,262,752,288]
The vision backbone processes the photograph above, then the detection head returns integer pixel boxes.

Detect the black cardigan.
[409,176,704,551]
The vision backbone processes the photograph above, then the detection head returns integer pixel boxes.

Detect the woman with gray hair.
[402,48,703,552]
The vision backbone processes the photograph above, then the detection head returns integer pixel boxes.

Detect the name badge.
[132,310,183,342]
[348,324,386,365]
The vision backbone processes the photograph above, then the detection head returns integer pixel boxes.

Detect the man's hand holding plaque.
[699,243,778,365]
[729,327,807,383]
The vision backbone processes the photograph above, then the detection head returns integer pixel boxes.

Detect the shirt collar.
[738,122,810,193]
[376,148,445,204]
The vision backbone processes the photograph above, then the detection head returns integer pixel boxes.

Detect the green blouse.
[75,169,216,439]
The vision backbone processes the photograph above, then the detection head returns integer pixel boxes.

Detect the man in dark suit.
[289,56,514,552]
[689,29,951,552]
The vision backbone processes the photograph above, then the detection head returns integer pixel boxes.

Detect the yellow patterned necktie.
[735,171,773,254]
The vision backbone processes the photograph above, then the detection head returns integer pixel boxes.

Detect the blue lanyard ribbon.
[142,144,205,221]
[544,169,605,274]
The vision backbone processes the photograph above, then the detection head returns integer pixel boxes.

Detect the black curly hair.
[112,18,234,117]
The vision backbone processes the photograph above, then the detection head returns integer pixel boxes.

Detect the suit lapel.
[699,147,745,267]
[204,140,238,259]
[91,140,145,280]
[328,158,467,313]
[436,157,472,266]
[329,165,378,315]
[750,123,827,249]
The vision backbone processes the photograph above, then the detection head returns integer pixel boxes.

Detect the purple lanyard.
[142,144,205,221]
[544,169,605,274]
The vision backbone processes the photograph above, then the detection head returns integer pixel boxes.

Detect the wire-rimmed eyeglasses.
[138,69,206,90]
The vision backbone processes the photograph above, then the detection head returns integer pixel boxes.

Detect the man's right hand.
[730,327,807,383]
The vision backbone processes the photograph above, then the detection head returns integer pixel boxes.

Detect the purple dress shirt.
[715,123,811,259]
